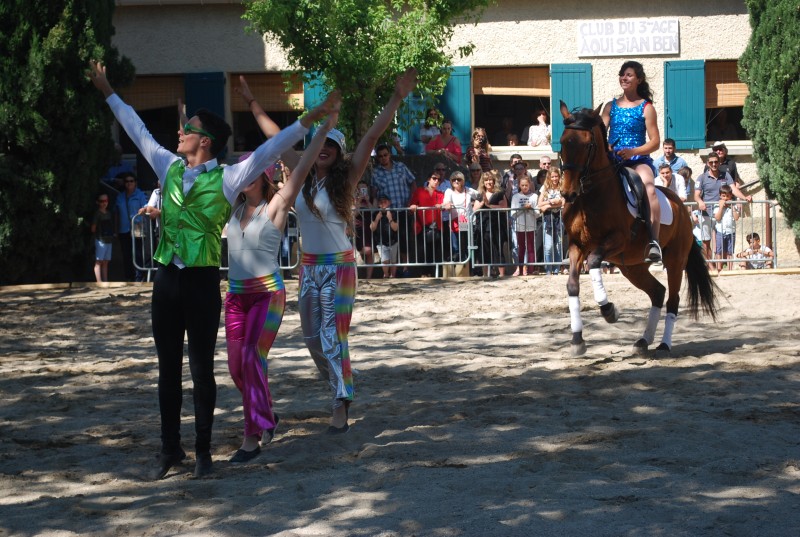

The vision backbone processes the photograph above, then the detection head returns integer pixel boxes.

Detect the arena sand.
[0,272,799,536]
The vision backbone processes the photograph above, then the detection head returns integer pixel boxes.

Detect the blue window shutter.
[550,64,593,152]
[303,72,329,143]
[396,93,427,155]
[184,72,225,119]
[440,66,472,154]
[664,60,705,150]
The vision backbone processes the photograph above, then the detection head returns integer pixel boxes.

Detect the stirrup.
[645,241,663,265]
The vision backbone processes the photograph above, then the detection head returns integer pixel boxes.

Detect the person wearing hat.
[705,141,742,185]
[293,69,417,434]
[89,61,336,479]
[224,107,341,464]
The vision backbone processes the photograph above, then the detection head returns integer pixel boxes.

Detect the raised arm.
[88,61,177,179]
[268,93,341,230]
[348,68,418,185]
[236,75,301,171]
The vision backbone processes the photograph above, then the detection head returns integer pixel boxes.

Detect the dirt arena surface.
[1,272,799,536]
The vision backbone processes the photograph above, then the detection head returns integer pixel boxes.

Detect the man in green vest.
[89,61,334,479]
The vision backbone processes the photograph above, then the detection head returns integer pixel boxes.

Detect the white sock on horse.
[661,312,677,349]
[569,296,583,333]
[643,305,661,345]
[589,268,609,306]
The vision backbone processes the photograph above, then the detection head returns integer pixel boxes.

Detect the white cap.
[325,128,346,153]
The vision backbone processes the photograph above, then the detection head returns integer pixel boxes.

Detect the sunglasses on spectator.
[708,160,719,165]
[183,123,216,140]
[124,179,135,183]
[452,178,463,182]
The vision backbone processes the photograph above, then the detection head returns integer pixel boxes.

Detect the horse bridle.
[559,124,617,202]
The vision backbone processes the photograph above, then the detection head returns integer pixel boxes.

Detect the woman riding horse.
[559,102,717,356]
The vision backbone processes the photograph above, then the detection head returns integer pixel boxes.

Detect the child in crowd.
[353,180,375,278]
[91,193,115,283]
[736,232,773,269]
[537,166,565,275]
[677,166,694,202]
[369,194,400,278]
[713,184,740,274]
[510,177,539,276]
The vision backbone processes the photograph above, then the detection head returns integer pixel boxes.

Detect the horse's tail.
[684,240,719,321]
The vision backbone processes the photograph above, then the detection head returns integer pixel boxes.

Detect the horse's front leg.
[566,244,587,356]
[586,249,619,324]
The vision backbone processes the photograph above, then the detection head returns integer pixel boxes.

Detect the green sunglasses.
[182,123,216,140]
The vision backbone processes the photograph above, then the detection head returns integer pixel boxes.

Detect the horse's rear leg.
[655,254,685,352]
[566,245,587,356]
[618,264,665,353]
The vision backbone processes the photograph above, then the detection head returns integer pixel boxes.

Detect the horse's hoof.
[655,342,671,352]
[601,303,619,324]
[571,342,587,357]
[633,338,649,354]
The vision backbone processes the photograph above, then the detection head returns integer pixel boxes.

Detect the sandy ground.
[0,272,799,537]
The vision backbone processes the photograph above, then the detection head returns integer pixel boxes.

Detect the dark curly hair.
[618,61,654,103]
[301,147,354,230]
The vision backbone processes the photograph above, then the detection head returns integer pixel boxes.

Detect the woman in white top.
[296,69,417,434]
[443,170,477,263]
[224,96,340,462]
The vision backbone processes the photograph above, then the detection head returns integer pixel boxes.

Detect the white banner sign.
[577,18,680,57]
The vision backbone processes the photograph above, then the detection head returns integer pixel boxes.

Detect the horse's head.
[559,101,610,201]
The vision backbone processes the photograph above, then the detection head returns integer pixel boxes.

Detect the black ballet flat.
[326,423,350,435]
[229,446,261,463]
[262,413,280,445]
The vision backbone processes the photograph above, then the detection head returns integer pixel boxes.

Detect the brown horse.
[558,102,717,356]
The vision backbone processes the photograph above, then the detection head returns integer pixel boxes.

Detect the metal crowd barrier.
[132,210,301,279]
[131,200,780,279]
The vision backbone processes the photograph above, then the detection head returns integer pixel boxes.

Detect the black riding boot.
[639,196,662,264]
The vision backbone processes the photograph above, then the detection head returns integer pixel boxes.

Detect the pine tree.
[740,0,800,237]
[0,1,133,284]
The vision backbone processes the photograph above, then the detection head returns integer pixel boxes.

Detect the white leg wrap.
[589,268,609,306]
[642,306,661,345]
[661,312,677,348]
[569,296,583,333]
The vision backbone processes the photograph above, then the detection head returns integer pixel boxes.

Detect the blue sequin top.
[608,99,648,160]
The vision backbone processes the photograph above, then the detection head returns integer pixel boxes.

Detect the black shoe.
[193,453,213,478]
[326,423,350,435]
[229,446,261,463]
[262,413,280,445]
[153,449,186,481]
[645,241,663,265]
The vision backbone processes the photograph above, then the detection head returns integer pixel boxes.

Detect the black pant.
[151,263,221,456]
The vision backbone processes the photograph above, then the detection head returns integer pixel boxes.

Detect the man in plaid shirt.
[371,144,418,266]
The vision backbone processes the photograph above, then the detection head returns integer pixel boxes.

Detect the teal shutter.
[396,93,427,155]
[303,72,329,144]
[550,64,593,151]
[664,60,705,150]
[440,66,472,154]
[184,72,225,118]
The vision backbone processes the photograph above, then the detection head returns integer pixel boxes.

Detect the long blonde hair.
[544,166,563,195]
[478,171,501,196]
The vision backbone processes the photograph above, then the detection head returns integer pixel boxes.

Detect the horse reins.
[559,124,618,202]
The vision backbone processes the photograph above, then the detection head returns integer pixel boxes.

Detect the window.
[705,60,748,141]
[664,60,749,150]
[472,67,550,147]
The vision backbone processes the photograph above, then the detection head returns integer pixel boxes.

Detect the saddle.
[619,165,673,226]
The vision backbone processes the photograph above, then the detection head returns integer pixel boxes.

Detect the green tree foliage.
[243,0,490,143]
[0,1,133,284]
[740,0,800,237]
